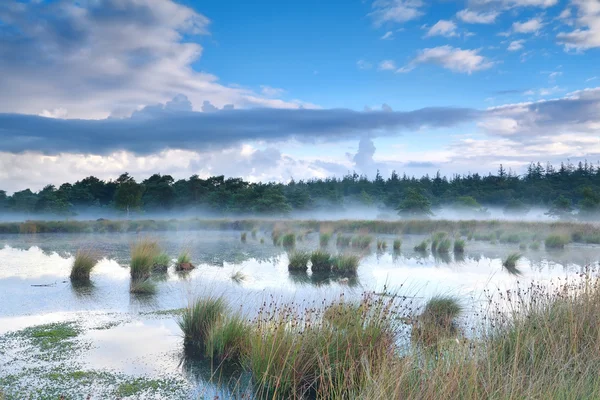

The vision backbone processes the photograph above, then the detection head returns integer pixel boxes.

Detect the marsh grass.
[240,232,247,243]
[503,253,522,275]
[530,241,541,250]
[177,250,191,265]
[251,228,258,239]
[282,233,296,248]
[453,239,465,253]
[545,234,570,249]
[152,252,170,272]
[310,250,333,272]
[331,254,360,275]
[336,235,352,248]
[129,278,156,295]
[288,251,311,272]
[393,239,402,251]
[376,239,387,250]
[130,238,161,281]
[352,235,373,250]
[412,295,462,347]
[436,238,451,253]
[414,239,429,252]
[271,230,283,246]
[319,232,332,247]
[69,249,98,282]
[179,296,227,355]
[206,314,251,363]
[431,232,448,252]
[230,270,246,284]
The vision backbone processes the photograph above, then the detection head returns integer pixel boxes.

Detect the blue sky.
[0,0,599,192]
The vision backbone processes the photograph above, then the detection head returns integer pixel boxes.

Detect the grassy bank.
[3,217,600,245]
[178,270,600,399]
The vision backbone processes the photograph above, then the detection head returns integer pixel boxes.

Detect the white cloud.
[557,0,600,50]
[425,20,458,37]
[370,0,424,26]
[508,40,525,51]
[512,17,544,34]
[260,86,286,97]
[398,46,494,74]
[379,60,398,71]
[381,31,394,39]
[0,0,309,119]
[548,71,562,81]
[559,8,572,19]
[456,9,500,24]
[469,0,557,8]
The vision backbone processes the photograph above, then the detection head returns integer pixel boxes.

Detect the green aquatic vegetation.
[412,295,463,347]
[530,241,541,250]
[376,239,387,250]
[130,238,161,280]
[152,252,170,272]
[436,238,451,253]
[320,232,332,247]
[503,253,522,276]
[310,249,333,272]
[21,322,80,352]
[352,235,373,249]
[179,296,226,354]
[69,249,98,283]
[336,235,352,248]
[241,232,247,242]
[331,254,360,275]
[288,251,311,272]
[130,278,157,295]
[431,232,448,252]
[177,250,191,265]
[282,232,296,248]
[414,239,429,252]
[206,313,251,363]
[545,234,570,249]
[453,239,465,253]
[393,238,402,251]
[231,270,246,284]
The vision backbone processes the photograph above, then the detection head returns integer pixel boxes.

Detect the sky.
[0,0,599,193]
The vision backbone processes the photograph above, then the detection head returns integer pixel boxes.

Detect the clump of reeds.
[436,238,451,253]
[310,249,333,272]
[393,238,402,251]
[152,252,170,272]
[545,234,570,249]
[453,239,465,253]
[176,250,194,271]
[414,239,429,252]
[240,232,247,242]
[179,296,226,355]
[376,239,387,250]
[69,249,98,283]
[352,235,373,249]
[320,232,332,247]
[282,232,296,248]
[271,230,282,246]
[251,229,257,239]
[288,251,311,272]
[519,242,527,250]
[230,270,246,284]
[412,295,462,347]
[502,252,522,275]
[129,278,156,295]
[530,241,541,250]
[331,254,360,275]
[206,313,250,363]
[431,232,448,252]
[336,235,352,248]
[130,238,161,281]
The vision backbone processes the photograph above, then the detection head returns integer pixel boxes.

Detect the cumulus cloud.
[468,0,557,9]
[370,0,424,26]
[508,40,525,51]
[379,60,398,70]
[425,20,458,37]
[512,17,544,34]
[398,46,494,74]
[456,9,500,24]
[557,0,600,50]
[260,86,286,97]
[0,95,479,156]
[0,0,308,119]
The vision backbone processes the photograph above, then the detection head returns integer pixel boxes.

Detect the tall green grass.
[130,238,160,280]
[310,250,333,272]
[69,249,98,282]
[240,232,247,242]
[393,238,402,251]
[336,235,352,248]
[282,232,296,248]
[352,235,373,250]
[436,238,451,253]
[503,253,522,275]
[412,295,462,347]
[545,234,570,249]
[331,254,360,275]
[152,252,170,272]
[431,232,448,252]
[376,239,387,250]
[320,232,332,247]
[206,313,251,363]
[288,251,311,272]
[414,239,429,252]
[179,296,227,355]
[453,239,465,253]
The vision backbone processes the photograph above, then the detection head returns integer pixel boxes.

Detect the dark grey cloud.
[0,95,479,155]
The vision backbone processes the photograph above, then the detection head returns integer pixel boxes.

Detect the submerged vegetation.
[69,249,98,283]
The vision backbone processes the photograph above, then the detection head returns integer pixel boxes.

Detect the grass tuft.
[336,235,352,248]
[310,249,333,272]
[282,232,296,248]
[393,238,402,251]
[288,251,311,272]
[545,234,570,249]
[319,232,332,247]
[69,249,98,282]
[331,254,360,275]
[129,278,156,295]
[230,270,246,284]
[179,296,227,355]
[152,252,170,272]
[352,235,373,249]
[453,239,465,253]
[414,239,429,252]
[502,252,522,275]
[130,238,161,281]
[241,232,247,242]
[376,239,387,250]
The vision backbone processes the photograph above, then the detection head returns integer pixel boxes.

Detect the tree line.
[0,161,599,220]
